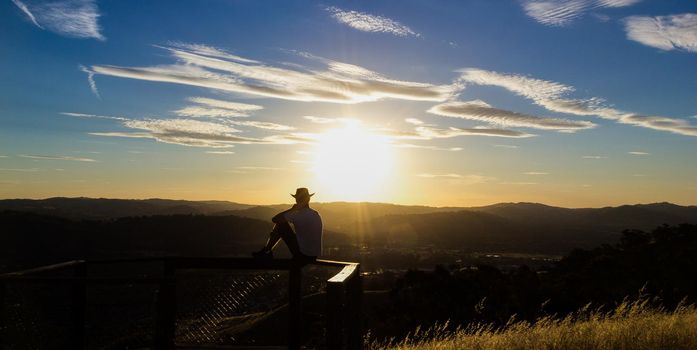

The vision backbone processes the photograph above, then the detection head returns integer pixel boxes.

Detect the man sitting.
[252,188,323,263]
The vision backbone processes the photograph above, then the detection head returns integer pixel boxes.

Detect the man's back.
[285,207,323,257]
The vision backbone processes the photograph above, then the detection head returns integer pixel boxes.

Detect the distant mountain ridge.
[0,197,253,219]
[2,198,696,254]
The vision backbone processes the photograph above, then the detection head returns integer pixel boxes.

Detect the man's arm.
[272,204,298,224]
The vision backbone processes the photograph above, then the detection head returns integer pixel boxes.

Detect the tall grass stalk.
[368,299,697,350]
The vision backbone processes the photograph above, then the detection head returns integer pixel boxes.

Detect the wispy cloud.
[91,118,310,148]
[392,143,462,152]
[227,120,295,131]
[303,116,365,128]
[582,155,607,159]
[61,112,128,121]
[405,118,424,125]
[19,154,97,162]
[206,150,235,155]
[460,68,697,137]
[236,166,283,171]
[414,125,535,139]
[304,116,345,124]
[228,166,284,174]
[522,0,641,26]
[188,97,263,112]
[174,97,263,118]
[500,181,538,185]
[619,114,697,136]
[629,151,650,155]
[624,14,697,52]
[493,144,520,149]
[0,167,40,172]
[11,0,41,28]
[523,171,549,175]
[325,6,420,37]
[12,0,104,40]
[90,44,455,104]
[171,97,293,130]
[66,105,303,150]
[428,100,596,131]
[79,65,100,98]
[167,42,259,64]
[417,173,491,185]
[380,124,535,140]
[417,173,464,179]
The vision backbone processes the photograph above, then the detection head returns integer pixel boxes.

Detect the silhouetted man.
[252,188,322,263]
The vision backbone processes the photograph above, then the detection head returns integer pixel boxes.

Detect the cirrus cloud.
[459,68,697,137]
[93,118,308,148]
[624,14,697,52]
[325,6,420,37]
[428,100,596,131]
[19,154,97,162]
[522,0,641,27]
[88,44,456,104]
[12,0,104,40]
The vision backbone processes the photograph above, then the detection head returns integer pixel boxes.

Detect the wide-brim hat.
[291,187,315,199]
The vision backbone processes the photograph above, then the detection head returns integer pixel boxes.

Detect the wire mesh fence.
[174,269,289,346]
[1,260,349,349]
[2,277,74,349]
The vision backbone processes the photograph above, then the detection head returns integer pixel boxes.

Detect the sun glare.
[312,122,393,201]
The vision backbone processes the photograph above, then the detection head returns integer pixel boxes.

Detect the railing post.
[289,264,302,350]
[71,262,87,350]
[0,281,5,348]
[326,281,345,349]
[155,259,176,350]
[346,266,362,350]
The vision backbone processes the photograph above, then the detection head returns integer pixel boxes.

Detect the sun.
[311,122,394,201]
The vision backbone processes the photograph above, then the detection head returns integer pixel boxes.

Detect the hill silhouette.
[2,198,696,257]
[0,197,252,219]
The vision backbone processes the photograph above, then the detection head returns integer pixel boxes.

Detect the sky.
[1,0,697,207]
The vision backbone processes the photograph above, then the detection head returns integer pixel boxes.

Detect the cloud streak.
[624,14,697,52]
[326,6,420,37]
[417,173,491,185]
[91,117,309,148]
[392,143,463,152]
[0,168,40,172]
[90,44,456,104]
[61,112,128,121]
[12,0,104,40]
[79,65,100,98]
[175,97,263,118]
[417,173,464,179]
[459,68,697,137]
[19,154,97,162]
[414,125,535,139]
[428,100,596,131]
[522,0,641,26]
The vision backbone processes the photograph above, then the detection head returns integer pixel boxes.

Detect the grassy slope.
[372,300,697,350]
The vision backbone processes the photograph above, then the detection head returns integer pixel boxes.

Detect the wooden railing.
[0,257,363,350]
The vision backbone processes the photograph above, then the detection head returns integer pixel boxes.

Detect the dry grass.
[368,299,697,350]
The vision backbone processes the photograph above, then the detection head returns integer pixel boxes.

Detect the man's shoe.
[252,249,273,259]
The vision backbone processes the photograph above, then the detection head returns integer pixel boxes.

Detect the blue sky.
[1,0,697,206]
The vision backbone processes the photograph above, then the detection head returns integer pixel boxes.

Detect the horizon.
[1,195,693,210]
[2,1,697,207]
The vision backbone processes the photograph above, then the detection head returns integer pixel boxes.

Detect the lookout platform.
[0,257,362,350]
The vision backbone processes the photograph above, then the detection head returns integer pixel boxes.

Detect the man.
[252,188,322,263]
